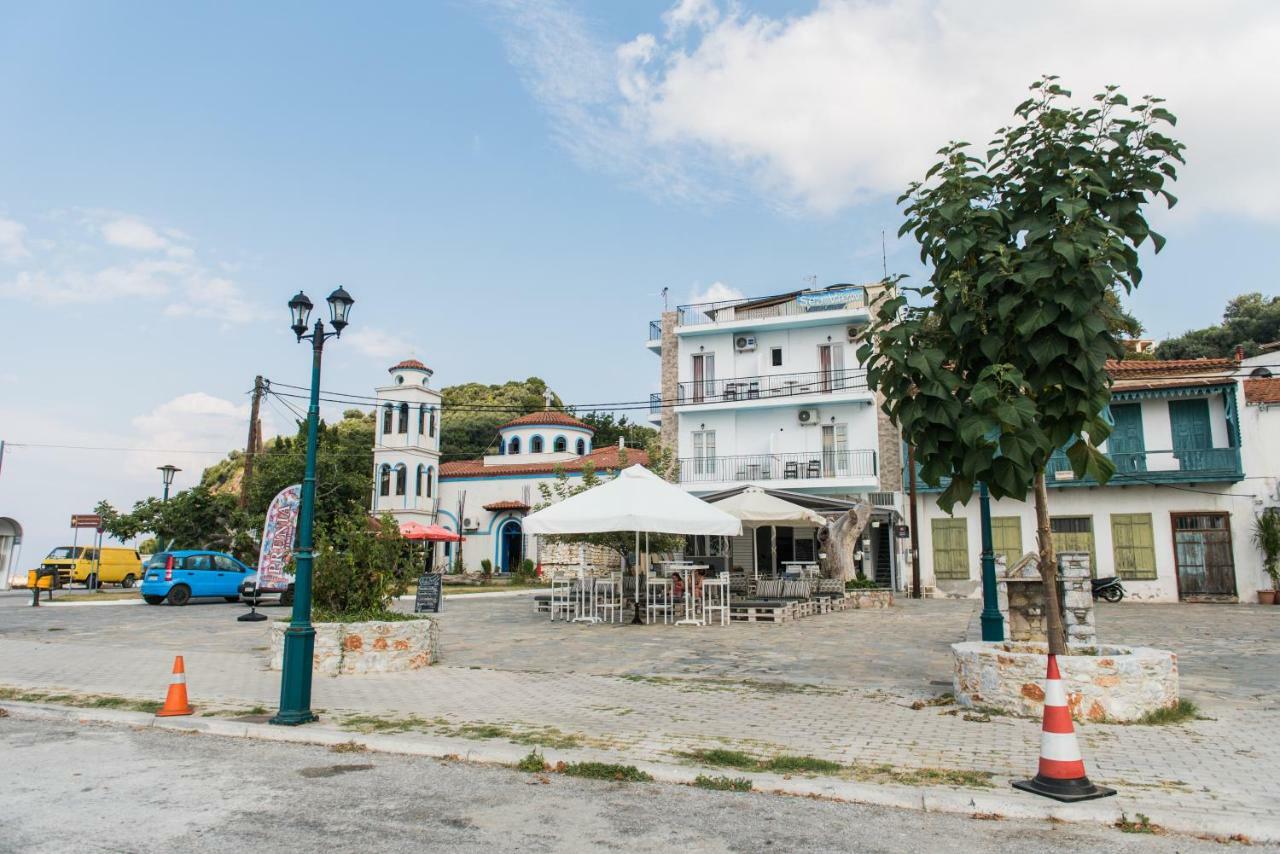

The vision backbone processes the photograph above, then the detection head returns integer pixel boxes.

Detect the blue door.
[1108,403,1146,473]
[181,553,213,596]
[499,520,523,573]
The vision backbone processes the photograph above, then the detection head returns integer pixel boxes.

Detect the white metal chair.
[645,575,673,625]
[702,571,730,627]
[550,575,576,622]
[596,574,623,624]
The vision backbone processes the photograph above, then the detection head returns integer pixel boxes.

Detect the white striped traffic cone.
[155,655,194,717]
[1012,654,1115,802]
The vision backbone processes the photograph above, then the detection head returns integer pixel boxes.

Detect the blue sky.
[2,0,1277,565]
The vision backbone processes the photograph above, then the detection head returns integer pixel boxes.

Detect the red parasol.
[400,521,462,542]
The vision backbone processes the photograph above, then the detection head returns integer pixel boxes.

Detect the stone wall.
[269,618,439,676]
[996,550,1097,648]
[874,392,903,493]
[952,641,1179,722]
[537,541,623,576]
[1058,551,1097,649]
[659,311,678,454]
[846,589,894,609]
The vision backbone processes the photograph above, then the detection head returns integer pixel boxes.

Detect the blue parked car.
[140,551,255,606]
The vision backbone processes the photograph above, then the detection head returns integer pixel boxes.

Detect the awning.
[706,486,828,527]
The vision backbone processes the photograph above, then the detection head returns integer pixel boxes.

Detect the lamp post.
[158,465,181,501]
[271,285,354,727]
[978,482,1005,641]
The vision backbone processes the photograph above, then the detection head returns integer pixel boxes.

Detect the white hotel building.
[646,283,906,585]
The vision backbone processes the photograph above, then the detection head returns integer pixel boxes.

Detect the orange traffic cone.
[1012,654,1115,802]
[155,655,194,717]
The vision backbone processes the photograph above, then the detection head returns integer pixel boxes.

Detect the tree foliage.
[312,512,414,620]
[95,489,255,561]
[574,411,657,450]
[1156,293,1280,360]
[441,378,562,459]
[859,78,1185,513]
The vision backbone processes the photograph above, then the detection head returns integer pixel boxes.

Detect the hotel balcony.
[647,284,872,346]
[677,449,879,494]
[914,447,1244,492]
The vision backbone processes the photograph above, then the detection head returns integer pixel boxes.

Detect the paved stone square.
[1,591,1277,841]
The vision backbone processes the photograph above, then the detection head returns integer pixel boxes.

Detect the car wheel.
[280,587,294,607]
[167,585,192,606]
[224,596,240,603]
[85,573,97,589]
[121,574,136,589]
[143,595,165,605]
[1103,587,1124,603]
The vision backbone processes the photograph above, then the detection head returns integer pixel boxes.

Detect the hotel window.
[531,435,545,453]
[553,436,567,453]
[379,465,391,497]
[771,347,783,367]
[692,429,716,475]
[691,353,715,403]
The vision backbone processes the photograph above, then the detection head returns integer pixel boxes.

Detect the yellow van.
[36,546,144,588]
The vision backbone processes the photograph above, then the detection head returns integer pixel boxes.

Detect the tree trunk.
[825,502,873,582]
[1033,471,1067,655]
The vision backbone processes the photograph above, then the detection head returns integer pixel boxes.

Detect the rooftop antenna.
[803,274,817,290]
[881,229,888,280]
[661,286,669,311]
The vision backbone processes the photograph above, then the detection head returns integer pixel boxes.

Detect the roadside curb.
[38,598,143,608]
[395,588,548,602]
[3,699,1272,844]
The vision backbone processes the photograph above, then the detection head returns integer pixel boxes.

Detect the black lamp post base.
[269,710,319,727]
[238,611,268,622]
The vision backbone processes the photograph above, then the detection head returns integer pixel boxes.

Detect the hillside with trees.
[1156,292,1280,359]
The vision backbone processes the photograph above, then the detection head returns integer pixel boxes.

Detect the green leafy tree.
[97,487,255,559]
[441,378,561,459]
[575,411,657,450]
[1156,293,1280,360]
[859,78,1184,654]
[312,512,413,620]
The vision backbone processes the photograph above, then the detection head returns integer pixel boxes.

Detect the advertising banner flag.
[257,485,302,590]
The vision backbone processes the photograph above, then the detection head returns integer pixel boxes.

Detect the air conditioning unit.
[846,325,860,342]
[463,516,481,531]
[797,408,819,425]
[734,335,757,352]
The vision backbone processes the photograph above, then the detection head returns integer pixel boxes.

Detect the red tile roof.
[1105,357,1236,379]
[499,410,592,431]
[482,500,531,511]
[390,359,430,371]
[441,445,648,479]
[1244,378,1280,405]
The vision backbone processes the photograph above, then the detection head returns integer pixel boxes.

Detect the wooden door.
[1110,513,1157,580]
[1172,512,1236,597]
[1169,398,1212,470]
[1108,403,1146,473]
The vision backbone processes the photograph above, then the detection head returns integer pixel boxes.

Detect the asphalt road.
[1,715,1247,854]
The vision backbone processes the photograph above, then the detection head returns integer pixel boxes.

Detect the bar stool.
[550,575,576,622]
[596,574,623,624]
[702,571,730,627]
[645,575,673,625]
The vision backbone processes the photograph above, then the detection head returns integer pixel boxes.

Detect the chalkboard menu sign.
[414,573,443,614]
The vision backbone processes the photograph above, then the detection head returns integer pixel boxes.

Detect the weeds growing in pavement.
[693,775,753,792]
[329,741,368,754]
[517,750,548,772]
[560,762,653,783]
[678,749,841,775]
[1117,812,1159,834]
[910,692,954,710]
[0,687,160,714]
[1131,700,1202,726]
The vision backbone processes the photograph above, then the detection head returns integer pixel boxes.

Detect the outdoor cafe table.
[573,570,600,623]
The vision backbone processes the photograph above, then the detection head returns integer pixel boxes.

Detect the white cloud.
[0,211,259,322]
[343,326,418,361]
[0,216,29,262]
[101,216,169,251]
[689,280,745,304]
[491,0,1280,221]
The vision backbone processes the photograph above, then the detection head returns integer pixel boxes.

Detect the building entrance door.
[1172,512,1236,598]
[499,519,524,573]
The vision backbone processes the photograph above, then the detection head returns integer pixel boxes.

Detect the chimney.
[1234,345,1245,363]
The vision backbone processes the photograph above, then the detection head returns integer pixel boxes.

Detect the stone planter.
[951,641,1178,722]
[269,618,439,677]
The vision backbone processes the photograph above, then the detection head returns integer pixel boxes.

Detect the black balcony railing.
[648,320,662,341]
[677,285,868,328]
[677,368,868,406]
[914,447,1243,491]
[649,392,663,415]
[677,450,878,484]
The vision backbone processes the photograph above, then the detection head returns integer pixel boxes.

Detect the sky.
[1,0,1278,568]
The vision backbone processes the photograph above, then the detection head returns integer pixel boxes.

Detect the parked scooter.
[1091,576,1126,603]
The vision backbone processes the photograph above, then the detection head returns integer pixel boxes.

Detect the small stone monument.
[1057,551,1097,649]
[995,550,1096,648]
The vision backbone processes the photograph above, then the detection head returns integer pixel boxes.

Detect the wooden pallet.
[729,603,795,623]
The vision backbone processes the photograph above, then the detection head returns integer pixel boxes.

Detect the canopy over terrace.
[400,521,460,575]
[524,465,742,610]
[706,487,826,578]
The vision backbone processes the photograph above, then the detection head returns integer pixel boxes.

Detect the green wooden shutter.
[1111,513,1157,580]
[990,516,1023,569]
[931,518,970,580]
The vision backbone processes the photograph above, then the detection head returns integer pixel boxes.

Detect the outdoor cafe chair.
[596,574,623,624]
[646,575,673,625]
[701,572,730,627]
[550,575,577,622]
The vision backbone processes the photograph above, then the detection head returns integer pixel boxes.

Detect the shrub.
[480,558,493,578]
[517,750,548,772]
[312,512,413,620]
[693,775,752,792]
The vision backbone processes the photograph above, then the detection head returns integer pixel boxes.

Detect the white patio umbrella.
[707,487,827,579]
[524,465,742,614]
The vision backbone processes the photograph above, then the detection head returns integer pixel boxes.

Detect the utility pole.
[907,445,921,599]
[241,376,264,508]
[455,491,467,572]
